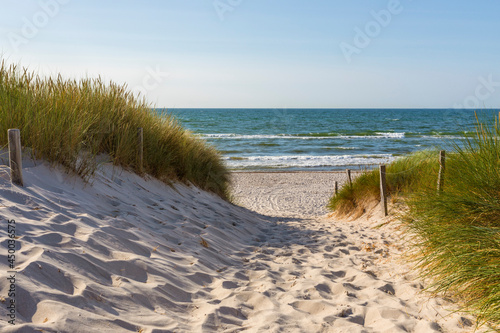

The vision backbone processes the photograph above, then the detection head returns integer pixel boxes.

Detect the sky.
[1,0,500,109]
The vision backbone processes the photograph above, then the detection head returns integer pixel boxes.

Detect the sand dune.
[0,164,484,332]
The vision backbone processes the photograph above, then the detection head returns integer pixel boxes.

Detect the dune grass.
[0,60,229,198]
[328,114,500,329]
[403,117,500,329]
[327,150,440,217]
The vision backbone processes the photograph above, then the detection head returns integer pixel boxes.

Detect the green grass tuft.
[0,60,229,198]
[328,150,439,217]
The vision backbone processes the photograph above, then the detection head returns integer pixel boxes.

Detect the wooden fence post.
[437,150,445,192]
[8,129,24,186]
[137,127,144,173]
[379,165,388,216]
[334,181,338,195]
[346,169,352,187]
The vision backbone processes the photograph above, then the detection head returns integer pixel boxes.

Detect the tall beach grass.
[403,116,500,329]
[0,60,229,198]
[328,114,500,329]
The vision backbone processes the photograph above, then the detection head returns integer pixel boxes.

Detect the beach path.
[216,172,483,333]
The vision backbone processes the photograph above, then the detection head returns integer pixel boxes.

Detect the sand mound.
[0,161,269,332]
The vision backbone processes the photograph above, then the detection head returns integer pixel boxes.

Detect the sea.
[165,109,498,171]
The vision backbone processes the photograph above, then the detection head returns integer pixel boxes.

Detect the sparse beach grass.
[328,114,500,330]
[0,60,229,198]
[327,150,439,217]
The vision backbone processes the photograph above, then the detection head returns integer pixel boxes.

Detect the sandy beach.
[230,171,363,218]
[0,163,483,332]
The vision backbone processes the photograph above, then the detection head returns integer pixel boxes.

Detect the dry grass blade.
[200,237,209,248]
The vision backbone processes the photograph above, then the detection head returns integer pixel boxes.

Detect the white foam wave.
[202,133,406,140]
[418,135,466,139]
[203,134,298,139]
[224,154,396,169]
[336,147,357,150]
[375,132,405,138]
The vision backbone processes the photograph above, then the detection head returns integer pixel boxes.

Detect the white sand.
[230,171,362,218]
[0,164,484,332]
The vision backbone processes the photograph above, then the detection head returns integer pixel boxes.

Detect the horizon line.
[160,107,500,110]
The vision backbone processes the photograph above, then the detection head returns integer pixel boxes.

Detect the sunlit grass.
[0,60,229,198]
[403,115,500,329]
[328,114,500,329]
[328,150,439,217]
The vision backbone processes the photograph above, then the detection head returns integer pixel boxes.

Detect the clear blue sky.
[1,0,500,108]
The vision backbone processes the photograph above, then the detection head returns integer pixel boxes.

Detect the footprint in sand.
[222,281,239,289]
[324,245,334,252]
[14,246,45,271]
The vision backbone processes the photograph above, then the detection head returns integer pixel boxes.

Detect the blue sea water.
[165,109,498,171]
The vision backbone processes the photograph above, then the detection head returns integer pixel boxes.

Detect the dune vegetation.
[0,60,229,198]
[328,149,440,217]
[328,114,500,330]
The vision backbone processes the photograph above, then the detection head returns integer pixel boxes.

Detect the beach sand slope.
[0,162,268,332]
[0,166,485,332]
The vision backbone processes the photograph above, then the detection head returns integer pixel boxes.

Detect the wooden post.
[334,181,338,195]
[8,129,24,186]
[346,169,352,187]
[137,127,144,173]
[379,165,388,216]
[437,150,445,192]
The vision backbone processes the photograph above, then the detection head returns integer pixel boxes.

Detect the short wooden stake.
[437,150,445,192]
[346,169,352,187]
[334,181,338,195]
[379,165,388,216]
[8,129,24,186]
[137,127,144,173]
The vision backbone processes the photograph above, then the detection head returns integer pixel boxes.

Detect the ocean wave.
[336,147,357,150]
[203,134,296,139]
[223,154,395,168]
[375,132,405,138]
[202,133,406,140]
[322,146,357,151]
[417,135,468,139]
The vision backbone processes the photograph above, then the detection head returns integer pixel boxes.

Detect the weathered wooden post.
[137,127,144,173]
[346,169,352,187]
[334,181,338,195]
[8,129,24,186]
[379,165,388,216]
[437,150,445,192]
